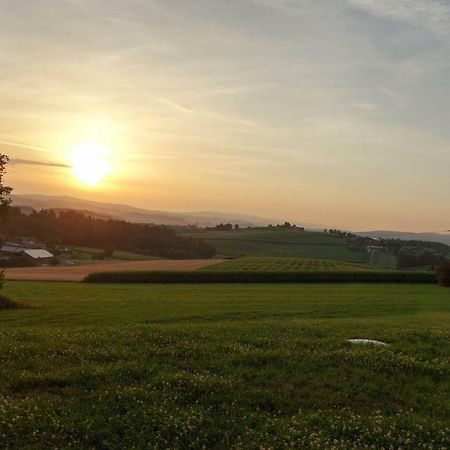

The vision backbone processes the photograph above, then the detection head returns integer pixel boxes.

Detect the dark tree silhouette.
[0,154,12,219]
[436,261,450,287]
[0,154,12,291]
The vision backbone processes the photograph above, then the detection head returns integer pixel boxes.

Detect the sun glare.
[71,142,111,186]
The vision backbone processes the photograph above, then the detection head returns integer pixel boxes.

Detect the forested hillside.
[2,208,215,259]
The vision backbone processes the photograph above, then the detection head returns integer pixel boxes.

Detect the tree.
[104,244,115,259]
[0,154,12,300]
[436,261,450,287]
[0,154,12,219]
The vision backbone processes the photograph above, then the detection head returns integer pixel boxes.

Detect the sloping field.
[180,229,369,263]
[204,256,374,272]
[5,259,222,281]
[69,246,159,262]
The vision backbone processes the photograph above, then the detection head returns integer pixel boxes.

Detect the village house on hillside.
[365,238,385,253]
[366,244,385,253]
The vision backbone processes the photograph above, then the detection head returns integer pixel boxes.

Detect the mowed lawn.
[204,256,374,272]
[1,282,450,449]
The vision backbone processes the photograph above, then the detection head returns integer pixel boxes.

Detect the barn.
[0,245,55,266]
[23,249,54,265]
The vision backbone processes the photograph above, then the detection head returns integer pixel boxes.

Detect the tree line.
[2,208,216,259]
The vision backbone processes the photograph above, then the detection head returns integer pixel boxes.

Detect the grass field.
[5,259,221,281]
[204,256,374,272]
[180,229,370,263]
[1,281,450,448]
[69,246,158,263]
[370,250,398,270]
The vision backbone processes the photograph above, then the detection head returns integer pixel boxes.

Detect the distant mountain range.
[358,230,450,246]
[12,194,282,227]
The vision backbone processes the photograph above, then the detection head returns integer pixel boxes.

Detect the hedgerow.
[84,270,436,284]
[436,261,450,287]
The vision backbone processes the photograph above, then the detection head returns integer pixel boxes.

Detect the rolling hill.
[358,230,450,246]
[180,228,370,263]
[12,194,283,227]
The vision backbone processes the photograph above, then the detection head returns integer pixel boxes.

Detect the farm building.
[0,244,26,254]
[23,249,54,264]
[0,238,54,266]
[3,237,45,250]
[366,245,385,253]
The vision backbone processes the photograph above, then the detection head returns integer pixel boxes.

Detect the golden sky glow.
[1,0,450,231]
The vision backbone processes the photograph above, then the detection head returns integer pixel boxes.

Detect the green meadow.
[69,246,159,263]
[1,281,450,449]
[180,229,370,263]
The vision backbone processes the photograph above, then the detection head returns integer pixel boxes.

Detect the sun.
[71,142,111,186]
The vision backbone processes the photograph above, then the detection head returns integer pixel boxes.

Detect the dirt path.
[5,259,223,282]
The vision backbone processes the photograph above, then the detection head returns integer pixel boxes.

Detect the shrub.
[0,295,21,309]
[84,270,437,284]
[436,261,450,287]
[0,254,35,268]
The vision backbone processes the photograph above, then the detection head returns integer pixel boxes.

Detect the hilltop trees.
[208,223,234,231]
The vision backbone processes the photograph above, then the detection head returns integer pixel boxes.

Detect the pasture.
[1,281,450,448]
[180,229,370,263]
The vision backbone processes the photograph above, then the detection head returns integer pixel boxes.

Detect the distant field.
[180,229,370,263]
[1,282,450,448]
[370,250,398,269]
[5,259,221,281]
[204,256,374,272]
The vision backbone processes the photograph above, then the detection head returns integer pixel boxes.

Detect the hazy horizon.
[12,192,450,234]
[1,0,450,232]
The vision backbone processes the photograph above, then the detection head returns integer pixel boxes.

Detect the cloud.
[155,97,194,114]
[347,0,450,36]
[9,158,70,169]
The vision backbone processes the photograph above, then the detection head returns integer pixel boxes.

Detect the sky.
[0,0,449,231]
